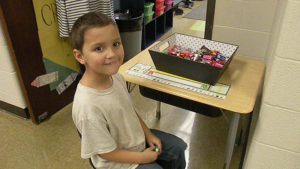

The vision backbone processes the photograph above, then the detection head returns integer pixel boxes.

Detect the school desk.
[119,42,265,169]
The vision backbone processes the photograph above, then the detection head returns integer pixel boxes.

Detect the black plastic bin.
[115,11,144,62]
[149,33,239,85]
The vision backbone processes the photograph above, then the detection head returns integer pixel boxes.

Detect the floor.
[0,1,243,169]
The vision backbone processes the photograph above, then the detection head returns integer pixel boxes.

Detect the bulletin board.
[32,0,78,90]
[0,0,80,124]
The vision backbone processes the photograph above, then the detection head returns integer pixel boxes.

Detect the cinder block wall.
[212,0,278,62]
[244,1,300,168]
[0,22,26,109]
[213,0,300,168]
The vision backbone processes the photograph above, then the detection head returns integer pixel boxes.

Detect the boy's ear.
[73,49,85,65]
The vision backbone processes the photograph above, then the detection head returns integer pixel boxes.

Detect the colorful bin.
[144,2,154,13]
[155,0,165,8]
[165,0,173,11]
[144,10,154,24]
[155,5,165,16]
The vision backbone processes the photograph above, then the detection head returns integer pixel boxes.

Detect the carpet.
[183,0,207,20]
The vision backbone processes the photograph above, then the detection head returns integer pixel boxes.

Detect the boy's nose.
[106,48,116,59]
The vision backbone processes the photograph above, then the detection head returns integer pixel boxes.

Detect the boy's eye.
[113,42,121,47]
[95,46,103,51]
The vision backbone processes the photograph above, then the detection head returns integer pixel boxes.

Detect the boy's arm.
[98,147,158,164]
[136,113,162,153]
[136,113,152,137]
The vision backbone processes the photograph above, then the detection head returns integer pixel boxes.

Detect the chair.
[76,130,96,169]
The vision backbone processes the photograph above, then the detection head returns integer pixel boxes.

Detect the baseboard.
[0,100,29,119]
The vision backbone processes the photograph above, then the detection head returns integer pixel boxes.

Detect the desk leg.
[238,112,253,169]
[156,101,161,120]
[223,113,240,169]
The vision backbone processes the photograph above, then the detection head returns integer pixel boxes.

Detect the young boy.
[71,12,187,169]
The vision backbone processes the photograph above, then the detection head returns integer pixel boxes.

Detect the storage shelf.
[117,0,174,49]
[142,1,174,49]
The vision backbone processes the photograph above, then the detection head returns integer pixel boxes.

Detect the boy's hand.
[141,147,159,163]
[146,133,162,154]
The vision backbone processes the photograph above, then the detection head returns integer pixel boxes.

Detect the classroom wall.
[0,22,26,109]
[212,0,278,62]
[244,1,300,168]
[213,0,300,168]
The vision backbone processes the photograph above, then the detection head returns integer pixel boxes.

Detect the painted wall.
[213,0,278,62]
[244,1,300,168]
[213,0,300,168]
[0,22,26,109]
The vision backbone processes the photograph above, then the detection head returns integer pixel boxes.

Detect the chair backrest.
[77,130,96,169]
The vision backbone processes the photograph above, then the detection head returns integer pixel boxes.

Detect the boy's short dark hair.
[70,12,116,51]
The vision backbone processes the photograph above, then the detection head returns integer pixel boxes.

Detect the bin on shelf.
[115,11,144,62]
[155,0,165,8]
[144,2,154,13]
[148,33,239,85]
[165,0,173,11]
[155,5,165,16]
[144,10,154,24]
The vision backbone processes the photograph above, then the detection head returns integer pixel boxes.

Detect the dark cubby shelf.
[142,7,174,49]
[143,20,156,48]
[117,0,175,49]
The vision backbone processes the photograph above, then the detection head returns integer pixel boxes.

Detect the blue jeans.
[136,129,187,169]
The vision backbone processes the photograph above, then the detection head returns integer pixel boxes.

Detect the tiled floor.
[0,1,243,169]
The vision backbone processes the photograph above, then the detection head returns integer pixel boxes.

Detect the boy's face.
[74,24,124,77]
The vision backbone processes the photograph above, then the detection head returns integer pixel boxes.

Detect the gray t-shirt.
[72,73,145,169]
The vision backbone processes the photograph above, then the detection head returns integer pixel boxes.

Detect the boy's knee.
[171,135,187,152]
[167,137,187,160]
[175,138,187,153]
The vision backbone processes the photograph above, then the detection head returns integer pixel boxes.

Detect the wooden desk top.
[119,42,265,114]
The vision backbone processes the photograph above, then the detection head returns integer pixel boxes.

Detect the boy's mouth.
[104,60,117,65]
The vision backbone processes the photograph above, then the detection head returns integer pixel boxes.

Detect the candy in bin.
[183,55,191,60]
[215,53,226,61]
[168,45,180,56]
[200,45,212,55]
[216,60,226,65]
[170,51,177,56]
[173,45,182,52]
[168,49,176,56]
[202,54,213,60]
[211,50,218,56]
[211,61,224,68]
[181,52,190,60]
[188,53,195,61]
[193,53,202,62]
[202,59,212,65]
[180,53,185,58]
[165,44,227,68]
[183,51,191,57]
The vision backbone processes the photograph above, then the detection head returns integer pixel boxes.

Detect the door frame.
[0,0,79,124]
